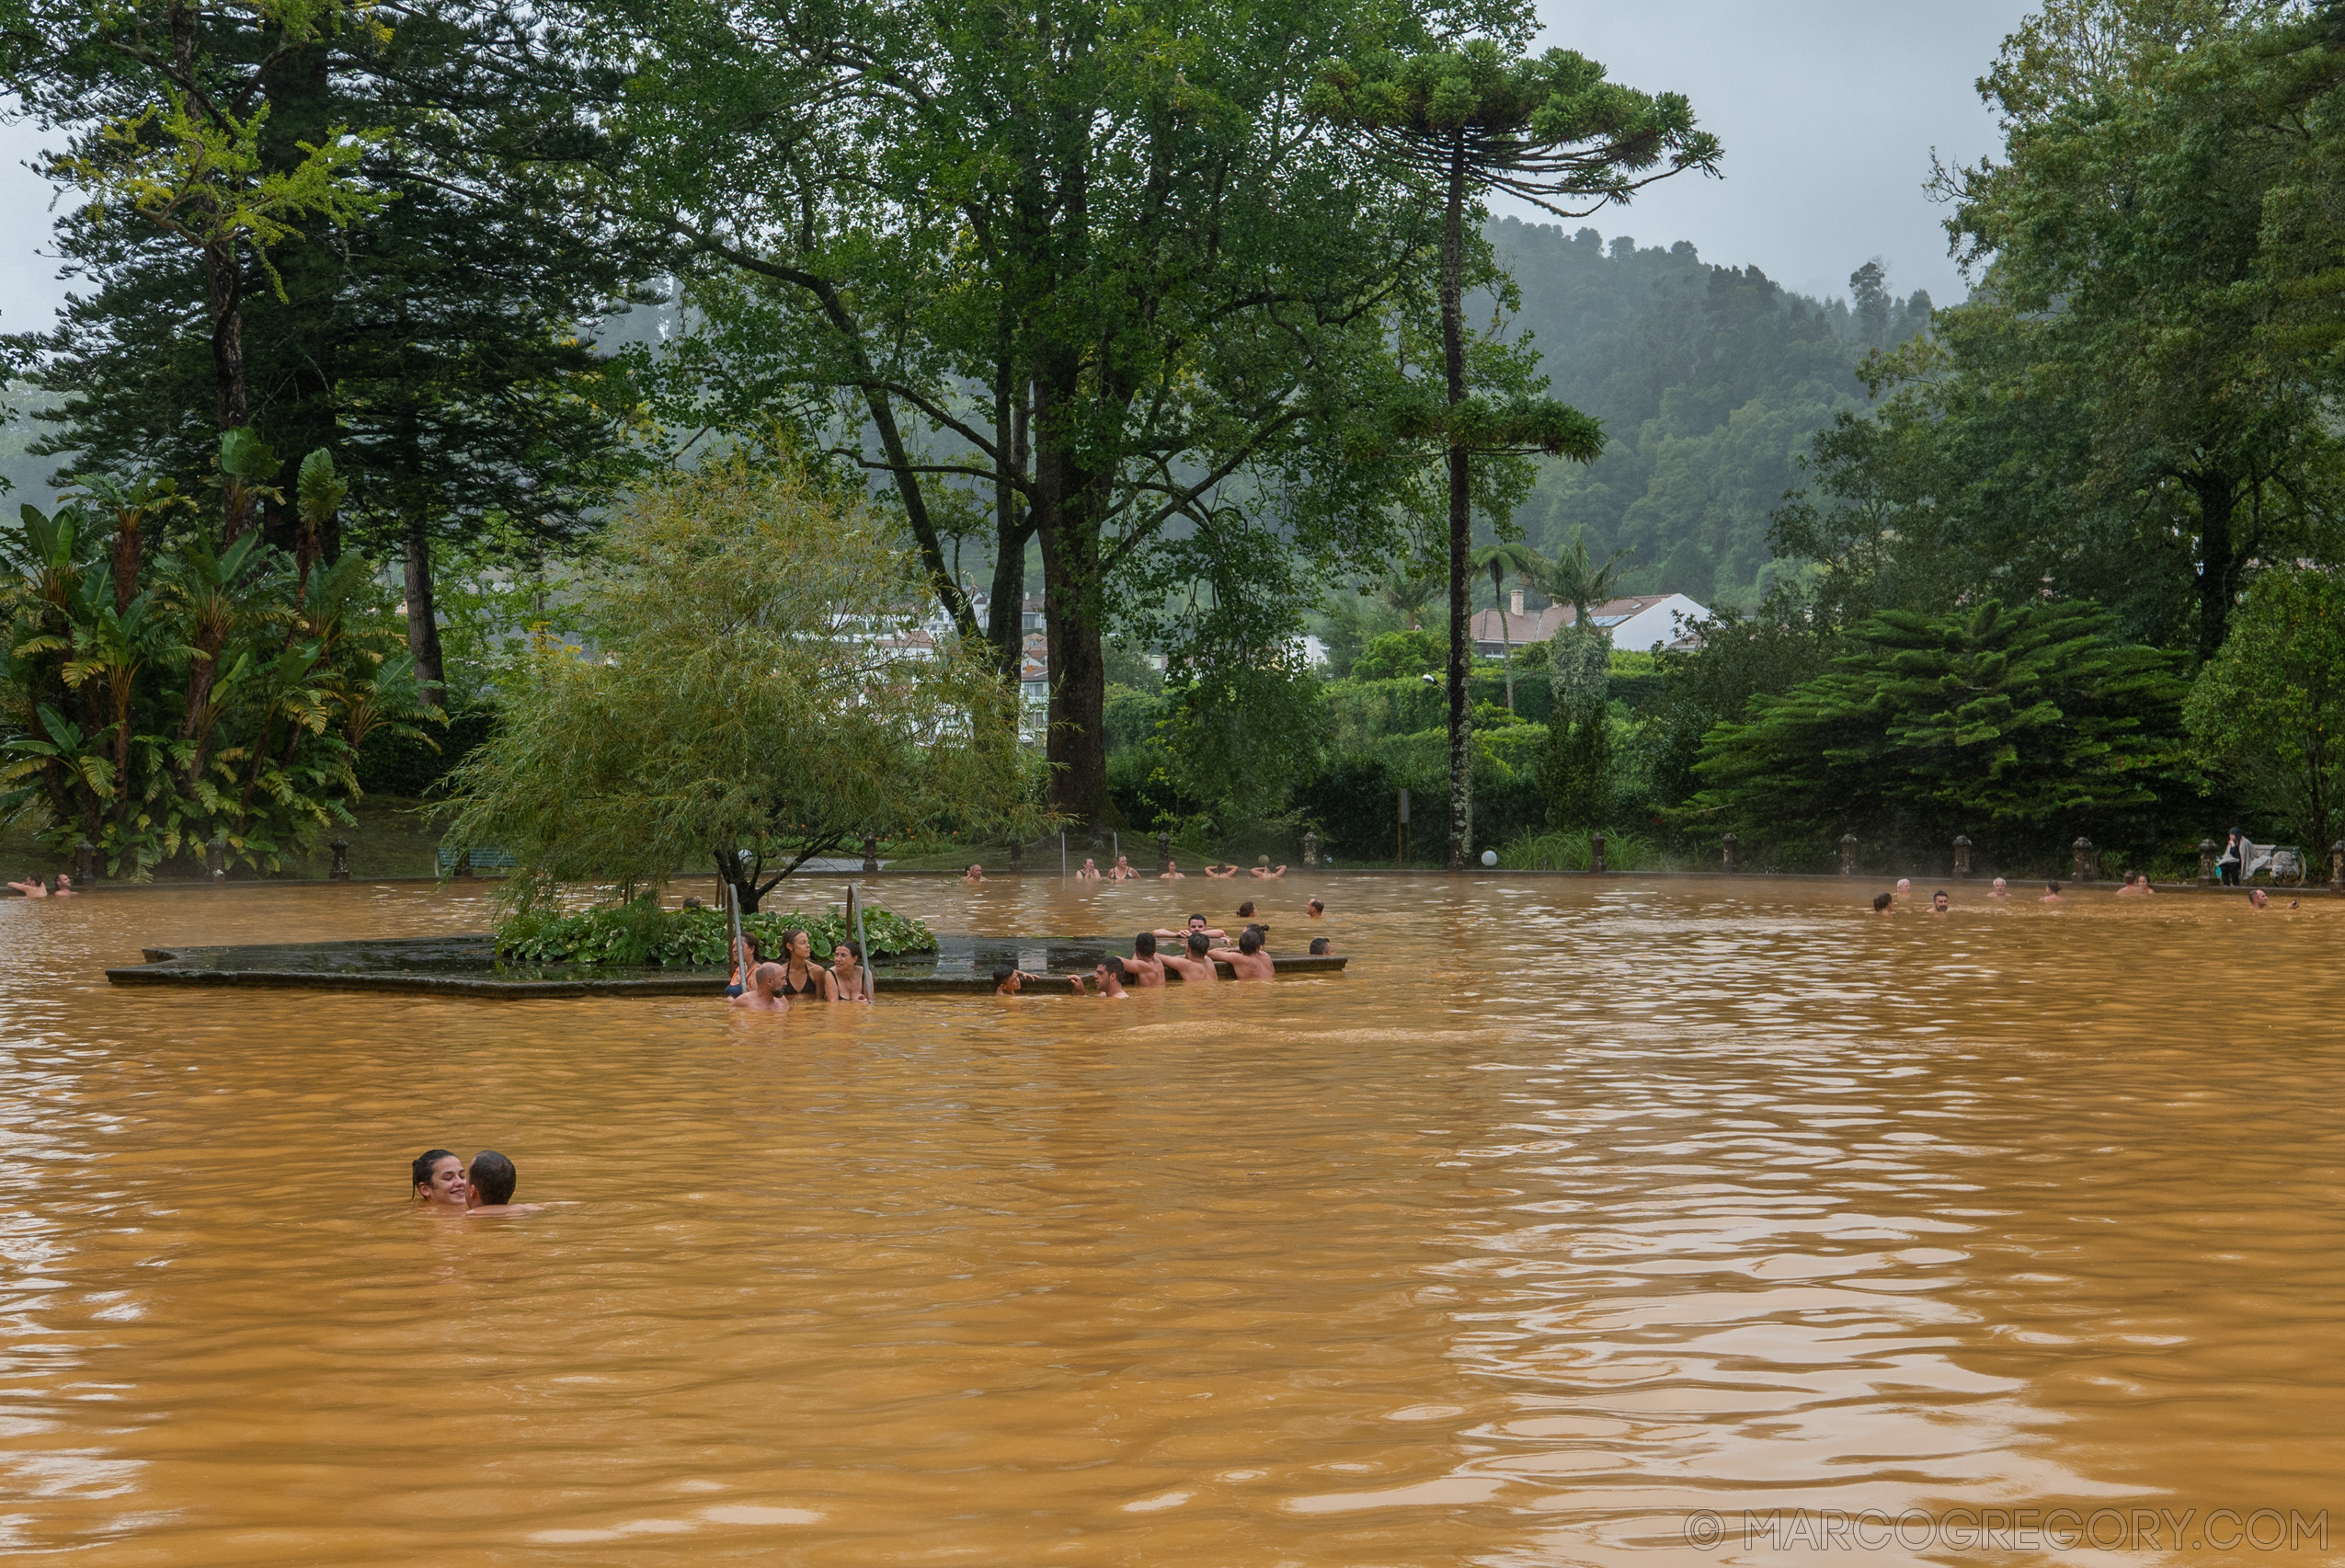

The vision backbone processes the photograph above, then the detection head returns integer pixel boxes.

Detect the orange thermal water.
[0,876,2339,1565]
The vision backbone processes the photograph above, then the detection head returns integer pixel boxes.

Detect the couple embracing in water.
[411,1148,543,1216]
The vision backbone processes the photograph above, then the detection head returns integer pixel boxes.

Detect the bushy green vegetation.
[498,897,935,967]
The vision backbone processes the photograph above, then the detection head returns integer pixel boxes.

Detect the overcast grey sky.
[0,1,2034,336]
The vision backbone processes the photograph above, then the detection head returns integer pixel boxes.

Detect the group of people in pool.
[409,1148,543,1216]
[966,855,1290,884]
[725,927,870,1011]
[6,873,75,898]
[992,897,1332,997]
[1869,874,2289,913]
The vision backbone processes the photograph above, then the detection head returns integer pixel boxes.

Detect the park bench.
[436,846,518,876]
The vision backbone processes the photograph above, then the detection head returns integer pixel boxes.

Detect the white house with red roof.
[1469,590,1710,658]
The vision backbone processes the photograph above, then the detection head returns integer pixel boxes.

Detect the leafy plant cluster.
[496,898,936,967]
[0,448,436,876]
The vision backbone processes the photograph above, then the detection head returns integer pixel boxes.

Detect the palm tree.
[1363,564,1446,633]
[1529,530,1627,627]
[1471,541,1545,710]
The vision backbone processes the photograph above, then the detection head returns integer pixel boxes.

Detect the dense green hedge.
[498,898,936,967]
[357,704,498,797]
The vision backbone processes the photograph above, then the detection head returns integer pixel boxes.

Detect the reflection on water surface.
[1,876,2339,1564]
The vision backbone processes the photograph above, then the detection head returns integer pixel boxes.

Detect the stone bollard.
[454,848,475,881]
[2073,836,2094,884]
[1008,839,1023,870]
[862,835,879,874]
[1721,831,1738,875]
[2198,839,2218,887]
[207,835,226,881]
[1590,831,1607,876]
[1839,833,1858,876]
[1156,832,1172,874]
[328,838,351,882]
[74,838,97,885]
[1953,834,1972,878]
[2331,839,2344,893]
[1302,829,1320,867]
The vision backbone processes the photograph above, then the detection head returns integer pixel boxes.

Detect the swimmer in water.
[726,932,764,998]
[465,1150,544,1216]
[51,874,74,897]
[1306,898,1324,919]
[7,873,48,898]
[963,863,986,885]
[1070,956,1131,997]
[1308,936,1332,956]
[1205,862,1239,879]
[2248,887,2271,910]
[1223,926,1275,979]
[2114,872,2147,897]
[2041,881,2065,903]
[829,939,870,1001]
[1894,877,1913,903]
[993,966,1038,995]
[1235,899,1256,920]
[1251,858,1287,879]
[412,1149,471,1214]
[1109,854,1138,881]
[1124,932,1167,987]
[728,961,790,1011]
[1161,931,1220,983]
[1871,892,1894,915]
[1154,913,1228,943]
[1159,859,1186,880]
[1989,877,2010,898]
[1931,890,1950,913]
[773,929,836,1001]
[1075,857,1102,881]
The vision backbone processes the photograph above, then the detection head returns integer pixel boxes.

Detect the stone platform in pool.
[106,934,1347,998]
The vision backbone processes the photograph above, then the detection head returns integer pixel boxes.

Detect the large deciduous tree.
[592,0,1520,831]
[1306,40,1717,865]
[1786,0,2345,660]
[2185,565,2345,855]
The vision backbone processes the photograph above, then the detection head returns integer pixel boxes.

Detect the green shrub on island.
[497,898,935,967]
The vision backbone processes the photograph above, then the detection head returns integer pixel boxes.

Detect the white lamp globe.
[1481,850,1498,867]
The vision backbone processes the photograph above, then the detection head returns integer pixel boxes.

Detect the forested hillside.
[1488,218,1935,606]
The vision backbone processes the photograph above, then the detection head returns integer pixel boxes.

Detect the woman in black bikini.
[774,929,836,1001]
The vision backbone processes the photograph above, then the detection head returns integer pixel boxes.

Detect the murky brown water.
[2,876,2340,1565]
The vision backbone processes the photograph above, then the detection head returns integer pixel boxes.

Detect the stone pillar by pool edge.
[1590,831,1607,876]
[1721,832,1737,874]
[329,838,351,881]
[2199,840,2218,886]
[1839,834,1857,876]
[1953,835,1972,878]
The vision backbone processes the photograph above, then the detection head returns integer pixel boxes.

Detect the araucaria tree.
[440,454,1042,912]
[1308,40,1719,866]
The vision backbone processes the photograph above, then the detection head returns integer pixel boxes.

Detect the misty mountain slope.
[1490,217,1933,605]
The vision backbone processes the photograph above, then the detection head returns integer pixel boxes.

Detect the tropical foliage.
[0,448,436,875]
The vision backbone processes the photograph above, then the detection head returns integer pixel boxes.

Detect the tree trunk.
[403,516,447,709]
[207,243,256,542]
[2193,471,2241,662]
[1034,373,1109,829]
[112,518,141,616]
[987,365,1032,680]
[1440,133,1471,870]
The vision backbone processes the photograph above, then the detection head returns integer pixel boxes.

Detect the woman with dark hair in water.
[412,1149,470,1212]
[773,929,835,1001]
[829,940,870,1001]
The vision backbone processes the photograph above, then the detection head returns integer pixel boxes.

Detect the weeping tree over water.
[1309,40,1719,866]
[440,452,1043,912]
